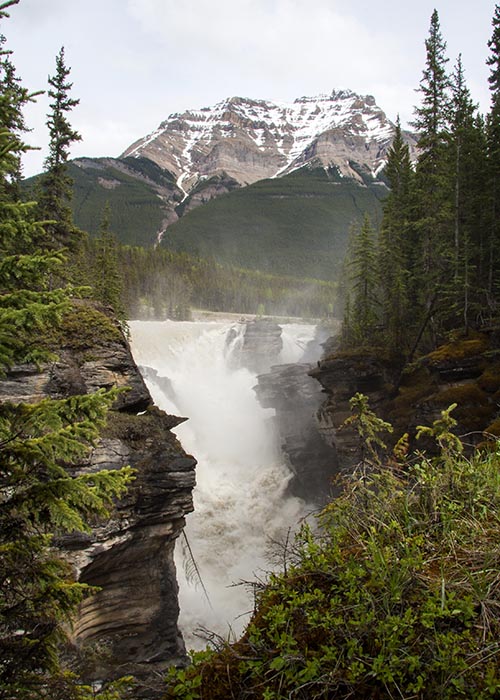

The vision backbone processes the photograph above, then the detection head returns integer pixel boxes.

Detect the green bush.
[165,406,500,699]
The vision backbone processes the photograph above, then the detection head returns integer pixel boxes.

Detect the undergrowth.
[165,401,500,700]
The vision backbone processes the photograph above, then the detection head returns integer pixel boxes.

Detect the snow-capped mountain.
[121,89,412,196]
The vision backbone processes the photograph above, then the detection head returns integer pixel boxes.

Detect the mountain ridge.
[24,88,411,280]
[121,89,416,197]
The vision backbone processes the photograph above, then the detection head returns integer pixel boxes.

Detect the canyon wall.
[310,329,500,469]
[0,302,196,689]
[254,324,500,504]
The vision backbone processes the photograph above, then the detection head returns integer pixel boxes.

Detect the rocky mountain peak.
[121,89,415,196]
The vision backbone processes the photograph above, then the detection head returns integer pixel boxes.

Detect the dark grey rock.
[255,362,338,503]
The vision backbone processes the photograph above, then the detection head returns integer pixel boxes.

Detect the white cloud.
[121,0,431,126]
[125,0,393,88]
[3,0,496,175]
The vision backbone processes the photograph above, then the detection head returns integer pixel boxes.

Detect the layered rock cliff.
[252,325,500,505]
[255,362,338,503]
[231,318,283,374]
[310,329,500,469]
[242,321,339,503]
[0,301,196,688]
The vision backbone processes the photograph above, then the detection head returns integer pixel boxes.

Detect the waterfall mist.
[129,319,316,648]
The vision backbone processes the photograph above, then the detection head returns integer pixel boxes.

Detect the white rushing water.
[129,319,316,648]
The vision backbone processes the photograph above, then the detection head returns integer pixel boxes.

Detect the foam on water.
[129,319,316,647]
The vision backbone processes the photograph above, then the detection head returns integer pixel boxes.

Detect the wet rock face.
[63,407,195,682]
[309,353,397,471]
[255,363,338,504]
[308,329,500,469]
[235,319,283,374]
[0,303,196,685]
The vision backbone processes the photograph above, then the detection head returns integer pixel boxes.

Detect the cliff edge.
[0,300,196,687]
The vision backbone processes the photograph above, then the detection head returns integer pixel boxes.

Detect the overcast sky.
[3,0,497,176]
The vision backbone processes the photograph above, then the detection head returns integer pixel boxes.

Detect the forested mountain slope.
[23,89,407,282]
[160,166,387,280]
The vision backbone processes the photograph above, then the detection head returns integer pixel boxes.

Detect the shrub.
[165,406,500,700]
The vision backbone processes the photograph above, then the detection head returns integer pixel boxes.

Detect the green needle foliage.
[0,4,134,696]
[0,390,134,699]
[36,45,82,249]
[341,8,499,356]
[342,215,379,347]
[91,202,126,322]
[165,405,500,700]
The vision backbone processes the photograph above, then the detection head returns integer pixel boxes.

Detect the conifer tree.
[485,3,500,317]
[446,55,486,331]
[343,214,379,346]
[411,9,453,349]
[92,202,126,321]
[0,7,133,695]
[37,46,81,248]
[378,117,413,352]
[412,11,450,157]
[0,33,36,196]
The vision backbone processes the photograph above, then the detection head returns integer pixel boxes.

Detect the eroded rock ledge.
[0,301,196,687]
[310,328,500,467]
[255,327,500,505]
[232,318,283,374]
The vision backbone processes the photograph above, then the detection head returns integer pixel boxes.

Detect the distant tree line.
[74,231,337,321]
[342,8,500,358]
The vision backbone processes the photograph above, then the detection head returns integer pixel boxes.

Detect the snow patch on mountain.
[122,89,407,190]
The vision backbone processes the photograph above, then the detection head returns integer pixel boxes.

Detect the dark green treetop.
[342,214,379,347]
[92,202,126,322]
[377,117,413,351]
[487,4,500,103]
[412,9,451,158]
[485,3,500,311]
[37,46,82,248]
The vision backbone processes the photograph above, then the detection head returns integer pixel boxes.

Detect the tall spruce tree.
[485,3,500,317]
[92,202,126,321]
[378,117,413,353]
[343,214,379,347]
[0,6,133,696]
[411,9,453,349]
[446,55,487,331]
[412,10,451,162]
[0,34,36,197]
[37,46,81,249]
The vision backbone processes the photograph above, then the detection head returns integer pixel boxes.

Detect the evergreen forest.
[0,2,134,697]
[341,9,500,358]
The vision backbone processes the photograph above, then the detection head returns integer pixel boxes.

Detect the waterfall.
[129,319,316,648]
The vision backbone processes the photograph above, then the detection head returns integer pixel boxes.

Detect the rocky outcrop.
[310,353,398,471]
[72,156,183,245]
[309,329,500,469]
[232,319,283,374]
[177,173,241,217]
[64,406,194,686]
[255,363,338,503]
[0,301,196,688]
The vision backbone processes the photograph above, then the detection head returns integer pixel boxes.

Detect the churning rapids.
[129,318,317,649]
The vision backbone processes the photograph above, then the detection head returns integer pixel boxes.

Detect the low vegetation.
[165,404,500,700]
